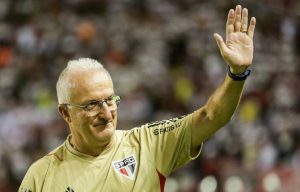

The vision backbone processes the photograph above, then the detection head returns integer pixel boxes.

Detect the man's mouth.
[93,120,112,127]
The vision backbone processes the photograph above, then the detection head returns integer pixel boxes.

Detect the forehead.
[69,69,114,103]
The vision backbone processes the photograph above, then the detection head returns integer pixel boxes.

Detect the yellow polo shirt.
[19,114,201,192]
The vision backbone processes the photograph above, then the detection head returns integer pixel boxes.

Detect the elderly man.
[19,5,256,192]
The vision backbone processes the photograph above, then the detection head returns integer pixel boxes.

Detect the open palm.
[214,5,256,74]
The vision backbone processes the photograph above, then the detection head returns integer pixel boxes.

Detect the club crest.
[112,155,137,180]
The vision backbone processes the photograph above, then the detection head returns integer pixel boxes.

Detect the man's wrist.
[229,66,249,74]
[227,66,251,81]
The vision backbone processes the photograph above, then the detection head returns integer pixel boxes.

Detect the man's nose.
[98,102,113,119]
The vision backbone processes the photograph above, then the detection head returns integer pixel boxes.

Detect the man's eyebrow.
[82,99,98,105]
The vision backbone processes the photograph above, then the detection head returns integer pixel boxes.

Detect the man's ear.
[58,105,72,123]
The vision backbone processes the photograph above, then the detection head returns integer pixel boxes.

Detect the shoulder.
[19,153,53,191]
[25,156,51,180]
[28,143,65,176]
[115,128,143,146]
[115,129,141,138]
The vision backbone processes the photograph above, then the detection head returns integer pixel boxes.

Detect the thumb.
[213,33,228,55]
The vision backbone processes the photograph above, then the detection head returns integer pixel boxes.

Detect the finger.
[241,8,248,32]
[214,33,229,56]
[248,17,256,39]
[234,5,242,32]
[226,9,235,41]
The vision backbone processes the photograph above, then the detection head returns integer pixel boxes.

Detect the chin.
[93,124,115,141]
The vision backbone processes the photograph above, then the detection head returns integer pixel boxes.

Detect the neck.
[70,135,114,157]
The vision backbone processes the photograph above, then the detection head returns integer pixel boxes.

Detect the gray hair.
[56,58,107,104]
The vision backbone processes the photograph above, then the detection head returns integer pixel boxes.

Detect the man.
[19,5,256,192]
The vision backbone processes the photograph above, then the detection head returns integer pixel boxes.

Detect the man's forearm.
[192,74,245,145]
[191,5,256,148]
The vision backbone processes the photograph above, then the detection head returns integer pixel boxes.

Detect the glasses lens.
[107,100,117,111]
[86,96,120,116]
[114,96,121,107]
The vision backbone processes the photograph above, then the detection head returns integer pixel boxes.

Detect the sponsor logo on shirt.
[66,187,75,192]
[19,187,32,192]
[153,121,182,135]
[113,155,137,180]
[148,116,185,135]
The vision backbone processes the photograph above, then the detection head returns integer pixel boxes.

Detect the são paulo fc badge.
[112,155,137,180]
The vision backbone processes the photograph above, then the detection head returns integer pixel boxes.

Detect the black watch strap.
[227,66,251,81]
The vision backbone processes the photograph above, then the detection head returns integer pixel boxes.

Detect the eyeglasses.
[62,95,121,116]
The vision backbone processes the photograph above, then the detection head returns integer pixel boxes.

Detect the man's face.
[67,69,117,146]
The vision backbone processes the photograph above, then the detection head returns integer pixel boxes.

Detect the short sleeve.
[139,114,202,176]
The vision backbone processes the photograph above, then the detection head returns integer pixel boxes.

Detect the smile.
[93,120,112,127]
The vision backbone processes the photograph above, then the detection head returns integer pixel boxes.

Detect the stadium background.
[0,0,300,191]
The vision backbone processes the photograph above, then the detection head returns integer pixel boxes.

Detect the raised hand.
[214,5,256,74]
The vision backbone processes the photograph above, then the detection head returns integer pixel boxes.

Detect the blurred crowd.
[0,0,300,191]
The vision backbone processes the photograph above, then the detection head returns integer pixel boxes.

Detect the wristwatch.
[227,66,251,81]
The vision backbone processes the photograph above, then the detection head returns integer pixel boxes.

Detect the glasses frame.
[61,95,121,113]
